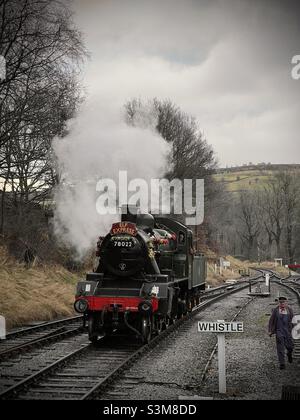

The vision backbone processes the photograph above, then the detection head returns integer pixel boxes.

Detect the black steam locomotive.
[74,208,207,343]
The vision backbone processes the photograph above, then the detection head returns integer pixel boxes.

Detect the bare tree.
[126,98,216,179]
[0,0,85,145]
[260,179,285,258]
[125,98,216,179]
[0,0,86,254]
[236,191,262,261]
[276,171,299,263]
[208,169,300,263]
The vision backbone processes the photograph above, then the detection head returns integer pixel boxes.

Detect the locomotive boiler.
[74,207,207,343]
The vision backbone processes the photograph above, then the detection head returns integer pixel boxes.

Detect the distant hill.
[214,163,300,193]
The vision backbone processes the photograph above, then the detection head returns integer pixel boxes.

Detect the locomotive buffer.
[198,320,244,394]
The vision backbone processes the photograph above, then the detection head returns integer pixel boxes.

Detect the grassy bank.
[0,247,80,330]
[206,255,252,286]
[206,256,290,286]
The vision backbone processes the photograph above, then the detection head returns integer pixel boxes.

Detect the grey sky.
[72,0,300,166]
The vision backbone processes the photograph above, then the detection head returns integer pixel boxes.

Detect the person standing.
[269,297,294,370]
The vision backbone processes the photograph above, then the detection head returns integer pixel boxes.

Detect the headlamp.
[74,299,88,313]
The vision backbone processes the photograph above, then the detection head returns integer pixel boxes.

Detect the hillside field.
[214,164,300,193]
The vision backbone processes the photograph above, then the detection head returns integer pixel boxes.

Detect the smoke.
[52,99,169,259]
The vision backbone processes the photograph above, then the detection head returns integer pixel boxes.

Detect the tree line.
[0,0,86,260]
[209,171,300,264]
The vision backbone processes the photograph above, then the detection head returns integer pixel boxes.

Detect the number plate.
[111,237,134,248]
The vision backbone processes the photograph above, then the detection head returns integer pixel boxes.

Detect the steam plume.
[52,100,168,258]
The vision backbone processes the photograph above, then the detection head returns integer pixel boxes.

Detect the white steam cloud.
[52,100,169,259]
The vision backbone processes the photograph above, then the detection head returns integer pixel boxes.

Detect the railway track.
[0,316,84,361]
[0,277,261,400]
[250,267,300,301]
[250,267,281,280]
[5,315,84,340]
[1,338,141,400]
[281,275,300,299]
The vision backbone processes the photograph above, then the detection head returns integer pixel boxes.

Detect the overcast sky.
[72,0,300,167]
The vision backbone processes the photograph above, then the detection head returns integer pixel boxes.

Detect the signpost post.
[217,321,226,394]
[265,273,271,296]
[0,315,6,340]
[198,320,244,394]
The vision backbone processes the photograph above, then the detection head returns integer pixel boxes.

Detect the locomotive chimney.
[121,205,154,232]
[121,204,139,223]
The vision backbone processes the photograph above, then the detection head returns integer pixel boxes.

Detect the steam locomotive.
[74,207,207,343]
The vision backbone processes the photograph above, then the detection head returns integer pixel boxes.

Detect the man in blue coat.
[269,297,294,370]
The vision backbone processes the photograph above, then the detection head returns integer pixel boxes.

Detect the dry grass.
[206,256,253,286]
[249,260,290,277]
[207,255,290,287]
[0,247,80,330]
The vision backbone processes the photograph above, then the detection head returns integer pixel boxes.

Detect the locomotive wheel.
[177,299,187,318]
[157,320,163,334]
[156,318,166,335]
[177,300,183,319]
[165,316,174,328]
[141,317,152,344]
[103,327,113,336]
[169,316,176,325]
[88,314,100,344]
[182,300,188,315]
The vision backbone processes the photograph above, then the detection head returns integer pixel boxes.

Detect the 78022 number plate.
[114,241,133,248]
[111,237,134,248]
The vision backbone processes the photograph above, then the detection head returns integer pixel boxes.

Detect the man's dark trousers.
[276,332,294,365]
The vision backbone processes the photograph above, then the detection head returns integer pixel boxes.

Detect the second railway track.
[0,316,84,360]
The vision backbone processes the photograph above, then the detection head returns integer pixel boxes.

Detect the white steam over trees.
[125,98,216,180]
[125,98,218,249]
[52,102,170,260]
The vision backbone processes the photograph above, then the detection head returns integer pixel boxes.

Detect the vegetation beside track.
[0,246,79,329]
